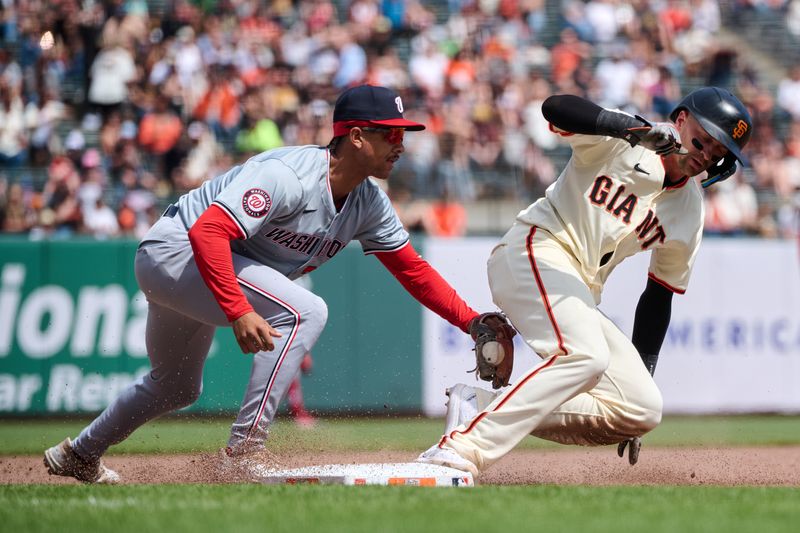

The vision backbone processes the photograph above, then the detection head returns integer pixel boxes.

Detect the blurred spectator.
[434,131,476,202]
[0,80,30,167]
[41,156,82,236]
[139,93,184,180]
[87,36,137,121]
[409,36,449,97]
[0,0,793,239]
[387,185,427,233]
[180,121,223,191]
[522,75,558,150]
[703,173,759,235]
[192,64,242,144]
[562,0,596,42]
[83,196,120,239]
[28,87,66,166]
[76,148,105,210]
[399,109,440,196]
[331,26,368,88]
[691,0,722,33]
[648,65,682,118]
[235,106,284,157]
[595,44,638,108]
[789,0,800,36]
[172,25,205,109]
[549,28,591,89]
[368,48,411,88]
[63,128,86,169]
[445,48,477,93]
[423,187,468,237]
[777,64,800,121]
[0,180,36,233]
[585,0,620,43]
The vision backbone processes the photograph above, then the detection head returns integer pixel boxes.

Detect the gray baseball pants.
[72,218,327,460]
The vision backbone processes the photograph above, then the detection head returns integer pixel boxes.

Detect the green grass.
[1,484,798,533]
[3,417,799,532]
[2,415,800,455]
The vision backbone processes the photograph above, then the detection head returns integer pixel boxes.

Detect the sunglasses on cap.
[360,127,405,145]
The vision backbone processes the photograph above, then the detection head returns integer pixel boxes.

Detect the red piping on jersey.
[236,277,301,444]
[439,354,560,446]
[376,241,478,333]
[647,272,685,294]
[664,175,690,190]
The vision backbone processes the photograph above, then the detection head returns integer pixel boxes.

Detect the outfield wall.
[423,237,800,416]
[1,237,798,416]
[0,239,421,415]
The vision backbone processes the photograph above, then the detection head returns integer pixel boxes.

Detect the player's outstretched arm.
[542,95,684,156]
[375,243,478,334]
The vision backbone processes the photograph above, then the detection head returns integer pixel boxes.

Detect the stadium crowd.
[0,0,798,239]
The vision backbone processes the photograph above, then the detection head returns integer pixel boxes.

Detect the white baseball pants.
[442,223,662,472]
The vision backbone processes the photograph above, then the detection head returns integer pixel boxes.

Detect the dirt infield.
[4,447,800,486]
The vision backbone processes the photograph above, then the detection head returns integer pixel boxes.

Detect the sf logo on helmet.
[732,120,749,139]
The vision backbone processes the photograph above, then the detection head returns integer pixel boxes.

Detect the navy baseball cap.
[332,85,425,137]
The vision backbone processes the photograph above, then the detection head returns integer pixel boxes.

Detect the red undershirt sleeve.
[188,204,254,322]
[375,243,478,333]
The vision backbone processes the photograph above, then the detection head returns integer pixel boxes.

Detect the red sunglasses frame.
[360,127,405,145]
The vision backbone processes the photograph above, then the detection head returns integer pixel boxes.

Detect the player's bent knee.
[301,295,328,334]
[169,384,203,409]
[640,389,663,432]
[580,350,611,382]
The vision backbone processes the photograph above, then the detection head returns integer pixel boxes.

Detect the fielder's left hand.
[469,312,516,389]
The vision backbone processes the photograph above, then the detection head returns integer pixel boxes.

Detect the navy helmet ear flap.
[700,154,737,188]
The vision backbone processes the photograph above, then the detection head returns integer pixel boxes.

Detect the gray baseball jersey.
[147,145,410,276]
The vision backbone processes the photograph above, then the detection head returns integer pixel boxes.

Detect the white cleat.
[443,383,499,435]
[416,444,479,476]
[443,384,479,435]
[43,438,120,484]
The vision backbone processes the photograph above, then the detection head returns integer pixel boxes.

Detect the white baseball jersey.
[517,128,704,301]
[434,124,690,471]
[146,145,409,278]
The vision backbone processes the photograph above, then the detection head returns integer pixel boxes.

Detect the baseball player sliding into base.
[418,87,753,475]
[43,85,499,484]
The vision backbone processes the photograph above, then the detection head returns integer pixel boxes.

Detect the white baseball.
[482,341,505,365]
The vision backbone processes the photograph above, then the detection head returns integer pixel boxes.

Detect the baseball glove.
[468,312,516,389]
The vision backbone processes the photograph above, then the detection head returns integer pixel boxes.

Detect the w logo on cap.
[395,97,404,113]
